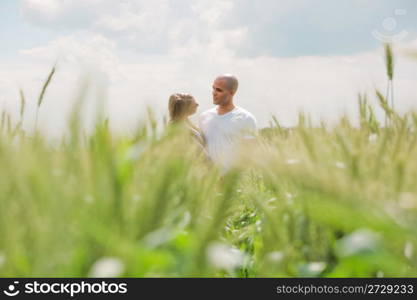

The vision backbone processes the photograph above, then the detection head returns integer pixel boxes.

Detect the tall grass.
[384,43,395,125]
[35,65,56,130]
[0,49,416,277]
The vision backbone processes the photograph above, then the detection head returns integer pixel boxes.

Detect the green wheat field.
[0,45,416,277]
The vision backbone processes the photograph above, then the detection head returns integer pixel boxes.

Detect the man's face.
[212,78,232,105]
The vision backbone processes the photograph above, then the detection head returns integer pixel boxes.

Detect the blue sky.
[2,0,415,57]
[0,1,54,58]
[239,0,417,57]
[0,0,416,133]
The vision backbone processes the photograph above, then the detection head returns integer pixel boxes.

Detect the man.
[198,74,257,170]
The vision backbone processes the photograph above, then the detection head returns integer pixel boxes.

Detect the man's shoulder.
[234,107,256,121]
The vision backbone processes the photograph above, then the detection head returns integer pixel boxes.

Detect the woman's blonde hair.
[168,93,194,123]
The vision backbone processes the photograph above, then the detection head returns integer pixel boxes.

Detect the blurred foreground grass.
[0,96,416,277]
[0,45,416,277]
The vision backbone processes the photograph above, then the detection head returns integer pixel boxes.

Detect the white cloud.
[191,0,234,27]
[20,0,248,54]
[19,32,119,75]
[94,0,170,32]
[20,0,117,28]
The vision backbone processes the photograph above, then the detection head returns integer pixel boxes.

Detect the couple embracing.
[168,74,257,171]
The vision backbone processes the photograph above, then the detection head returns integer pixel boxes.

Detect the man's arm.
[242,114,258,139]
[239,115,258,154]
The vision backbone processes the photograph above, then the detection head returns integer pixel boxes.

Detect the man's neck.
[217,103,235,115]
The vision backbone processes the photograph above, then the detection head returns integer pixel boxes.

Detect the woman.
[168,93,206,150]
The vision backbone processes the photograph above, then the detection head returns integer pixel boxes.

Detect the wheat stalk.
[35,64,57,130]
[384,43,395,123]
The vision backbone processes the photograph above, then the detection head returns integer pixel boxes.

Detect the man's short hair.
[216,74,238,93]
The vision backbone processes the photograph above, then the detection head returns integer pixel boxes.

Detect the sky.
[0,0,417,136]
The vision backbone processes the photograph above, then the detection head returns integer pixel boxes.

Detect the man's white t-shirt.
[198,106,257,168]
